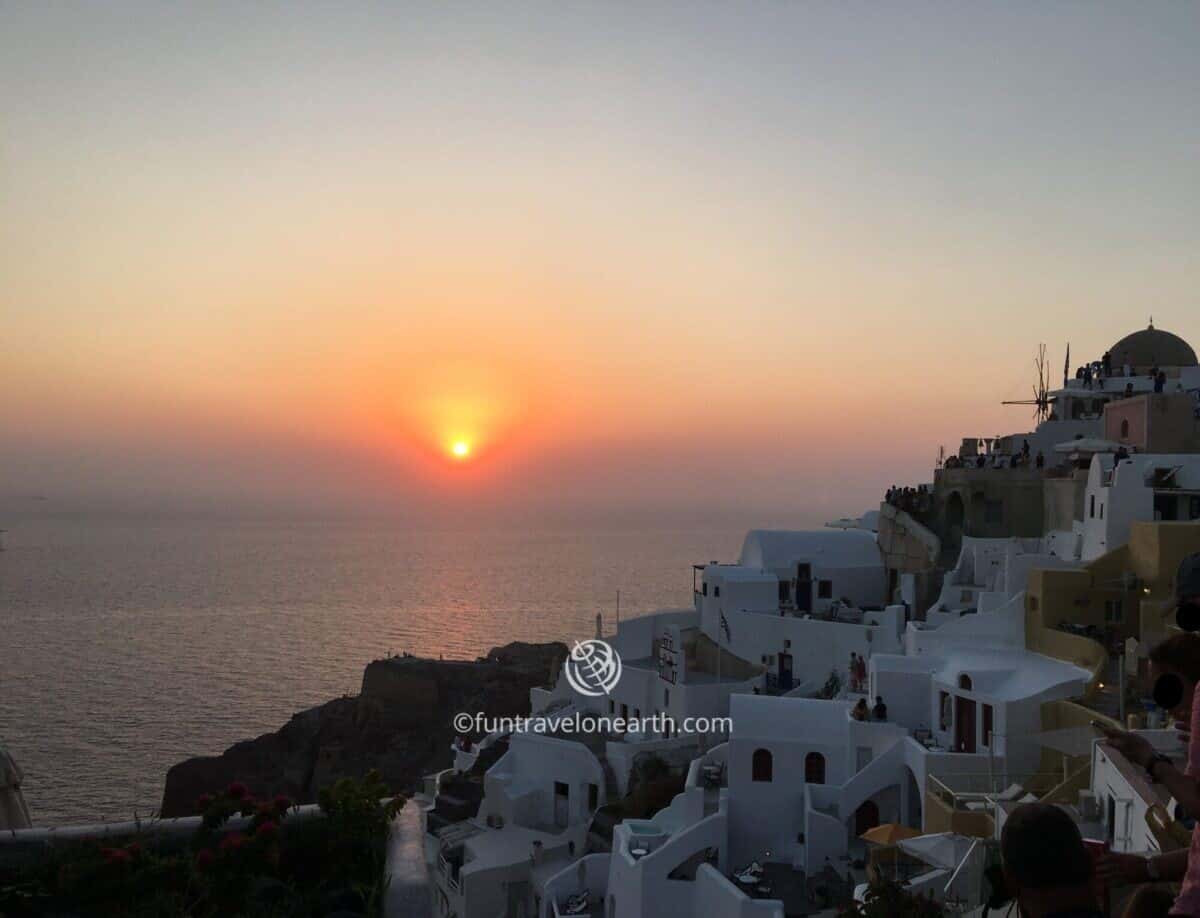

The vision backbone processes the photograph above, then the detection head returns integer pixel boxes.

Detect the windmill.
[1002,343,1053,424]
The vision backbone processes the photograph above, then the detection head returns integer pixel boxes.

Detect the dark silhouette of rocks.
[160,642,566,817]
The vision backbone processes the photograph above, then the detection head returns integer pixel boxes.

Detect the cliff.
[160,641,566,818]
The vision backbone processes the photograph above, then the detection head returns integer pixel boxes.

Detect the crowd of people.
[1073,351,1171,398]
[884,484,932,515]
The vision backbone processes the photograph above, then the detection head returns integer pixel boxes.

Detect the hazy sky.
[3,2,1198,523]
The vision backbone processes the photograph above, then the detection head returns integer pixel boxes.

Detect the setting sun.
[451,441,471,459]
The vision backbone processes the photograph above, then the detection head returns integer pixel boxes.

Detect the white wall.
[482,734,606,830]
[693,864,784,918]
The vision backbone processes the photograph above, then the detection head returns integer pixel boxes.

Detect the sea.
[0,506,762,826]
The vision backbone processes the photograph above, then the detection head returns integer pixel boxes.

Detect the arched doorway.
[854,800,880,836]
[805,752,826,785]
[752,748,773,782]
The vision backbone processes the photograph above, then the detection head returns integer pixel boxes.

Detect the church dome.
[1108,322,1197,369]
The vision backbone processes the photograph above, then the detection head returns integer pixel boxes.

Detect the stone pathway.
[385,801,432,918]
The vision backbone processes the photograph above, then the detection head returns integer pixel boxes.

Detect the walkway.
[385,800,432,918]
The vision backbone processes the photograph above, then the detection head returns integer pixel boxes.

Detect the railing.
[437,851,462,892]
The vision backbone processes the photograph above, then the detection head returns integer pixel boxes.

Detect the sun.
[451,440,471,459]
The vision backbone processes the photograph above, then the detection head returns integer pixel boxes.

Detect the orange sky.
[3,4,1198,522]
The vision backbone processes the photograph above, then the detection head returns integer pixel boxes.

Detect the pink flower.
[227,782,248,800]
[219,832,247,852]
[195,848,214,870]
[255,820,278,839]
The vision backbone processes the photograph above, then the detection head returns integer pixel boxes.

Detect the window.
[1154,493,1179,522]
[817,580,833,599]
[1090,495,1096,519]
[1029,596,1039,611]
[804,752,825,785]
[702,581,708,596]
[959,674,972,691]
[982,704,993,748]
[1104,599,1124,623]
[752,748,773,782]
[778,581,791,602]
[1121,419,1130,439]
[588,783,599,810]
[714,585,720,597]
[1190,496,1200,520]
[939,691,950,730]
[1099,502,1104,520]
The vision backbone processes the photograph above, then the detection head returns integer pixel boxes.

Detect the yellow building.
[1027,520,1200,697]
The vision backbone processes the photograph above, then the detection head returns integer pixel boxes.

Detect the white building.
[1081,453,1200,561]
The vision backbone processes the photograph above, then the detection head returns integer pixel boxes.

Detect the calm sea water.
[0,509,746,825]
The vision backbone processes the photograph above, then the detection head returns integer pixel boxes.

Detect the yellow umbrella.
[859,823,922,845]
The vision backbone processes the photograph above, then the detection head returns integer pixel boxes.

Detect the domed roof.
[1108,322,1197,368]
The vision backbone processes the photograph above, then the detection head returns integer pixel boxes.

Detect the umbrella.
[859,823,922,845]
[0,742,32,830]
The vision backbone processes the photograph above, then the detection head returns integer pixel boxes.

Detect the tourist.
[1103,351,1112,376]
[848,653,858,690]
[872,696,887,721]
[1155,371,1166,394]
[1095,565,1200,918]
[851,698,869,722]
[1036,451,1045,469]
[1125,383,1135,399]
[1001,803,1104,918]
[976,454,986,468]
[855,654,868,692]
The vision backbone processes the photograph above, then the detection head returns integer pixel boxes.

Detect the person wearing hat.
[1096,554,1200,917]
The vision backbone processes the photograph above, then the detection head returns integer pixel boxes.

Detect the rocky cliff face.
[160,642,566,818]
